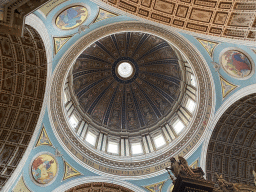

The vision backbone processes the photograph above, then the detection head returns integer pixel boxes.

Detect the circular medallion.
[220,50,252,78]
[31,154,57,185]
[56,6,88,30]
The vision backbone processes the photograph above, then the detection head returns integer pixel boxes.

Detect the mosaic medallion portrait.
[31,154,57,185]
[220,50,252,78]
[56,6,88,30]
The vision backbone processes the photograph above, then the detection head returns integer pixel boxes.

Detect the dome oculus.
[117,62,133,78]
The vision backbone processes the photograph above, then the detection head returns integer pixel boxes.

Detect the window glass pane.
[191,75,196,87]
[131,143,143,154]
[154,134,166,148]
[186,99,196,113]
[63,92,68,104]
[173,119,185,134]
[108,142,118,154]
[69,115,78,128]
[85,132,96,146]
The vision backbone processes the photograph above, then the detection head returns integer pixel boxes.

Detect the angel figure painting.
[56,6,88,30]
[31,154,57,184]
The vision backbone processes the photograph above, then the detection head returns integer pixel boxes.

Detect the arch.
[53,177,146,192]
[201,84,256,174]
[201,84,256,185]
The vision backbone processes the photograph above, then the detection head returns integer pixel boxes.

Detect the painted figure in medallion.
[56,6,88,30]
[31,154,57,184]
[221,50,252,78]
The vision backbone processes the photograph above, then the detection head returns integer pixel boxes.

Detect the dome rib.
[141,58,179,66]
[73,69,110,80]
[76,76,110,98]
[121,85,126,130]
[125,32,131,56]
[131,34,149,58]
[134,81,162,118]
[110,34,120,56]
[130,84,146,127]
[95,41,116,59]
[136,41,169,62]
[78,54,112,64]
[139,77,175,104]
[103,85,119,125]
[87,80,115,114]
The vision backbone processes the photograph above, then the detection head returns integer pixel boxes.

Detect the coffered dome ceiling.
[71,32,183,133]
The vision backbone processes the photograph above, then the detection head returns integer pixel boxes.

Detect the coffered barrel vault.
[0,25,47,189]
[100,0,256,41]
[206,93,256,186]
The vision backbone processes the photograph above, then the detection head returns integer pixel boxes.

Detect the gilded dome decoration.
[50,22,213,177]
[72,32,182,133]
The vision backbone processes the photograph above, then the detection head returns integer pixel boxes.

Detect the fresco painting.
[94,9,118,23]
[219,75,238,98]
[54,36,72,54]
[31,154,57,185]
[197,38,218,57]
[36,126,52,147]
[56,6,88,30]
[63,161,81,180]
[144,180,166,192]
[190,159,199,169]
[221,50,252,78]
[13,176,31,192]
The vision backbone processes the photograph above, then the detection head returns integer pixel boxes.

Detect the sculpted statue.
[214,173,256,192]
[165,156,204,181]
